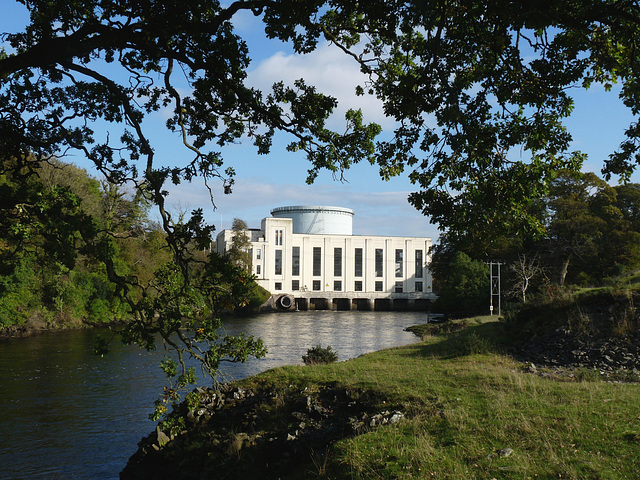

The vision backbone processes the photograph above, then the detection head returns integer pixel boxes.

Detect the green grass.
[243,316,640,479]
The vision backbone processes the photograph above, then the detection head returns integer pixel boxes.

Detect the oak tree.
[0,0,380,409]
[301,0,640,239]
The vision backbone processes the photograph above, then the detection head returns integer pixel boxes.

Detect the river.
[0,311,424,480]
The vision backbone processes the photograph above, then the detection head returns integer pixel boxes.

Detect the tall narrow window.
[354,248,363,277]
[274,229,283,245]
[334,247,342,276]
[313,247,322,276]
[256,248,261,260]
[395,249,403,277]
[415,250,423,278]
[375,249,383,277]
[292,246,300,276]
[274,249,282,275]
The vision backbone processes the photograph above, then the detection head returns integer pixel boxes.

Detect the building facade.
[216,206,435,310]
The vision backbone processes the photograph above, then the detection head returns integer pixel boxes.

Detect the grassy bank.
[125,317,640,479]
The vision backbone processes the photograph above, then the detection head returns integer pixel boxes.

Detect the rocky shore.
[0,314,83,339]
[510,327,640,381]
[121,382,412,480]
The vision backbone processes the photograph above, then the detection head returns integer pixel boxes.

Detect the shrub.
[453,332,495,356]
[302,345,338,365]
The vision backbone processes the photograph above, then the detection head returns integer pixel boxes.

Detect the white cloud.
[247,44,395,130]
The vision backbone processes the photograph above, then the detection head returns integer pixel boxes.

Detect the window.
[415,281,423,292]
[275,282,282,291]
[313,247,322,276]
[375,249,383,277]
[354,281,363,292]
[292,246,300,276]
[274,249,282,275]
[256,265,261,275]
[375,281,383,292]
[415,250,423,278]
[354,248,363,277]
[395,281,403,293]
[256,248,261,260]
[313,280,321,291]
[395,249,403,277]
[274,229,283,246]
[334,247,342,276]
[334,280,342,291]
[292,280,300,291]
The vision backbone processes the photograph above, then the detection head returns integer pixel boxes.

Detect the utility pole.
[487,261,502,316]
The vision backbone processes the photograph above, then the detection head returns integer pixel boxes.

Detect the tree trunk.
[558,256,571,286]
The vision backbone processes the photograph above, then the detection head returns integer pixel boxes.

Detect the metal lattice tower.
[487,262,502,316]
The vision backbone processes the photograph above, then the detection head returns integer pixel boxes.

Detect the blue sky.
[2,3,637,240]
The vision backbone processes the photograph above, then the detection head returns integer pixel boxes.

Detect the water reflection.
[0,311,423,480]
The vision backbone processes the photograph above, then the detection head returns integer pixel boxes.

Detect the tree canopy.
[3,1,640,238]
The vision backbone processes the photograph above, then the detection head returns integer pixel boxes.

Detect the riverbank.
[0,312,129,339]
[122,316,640,479]
[0,313,85,338]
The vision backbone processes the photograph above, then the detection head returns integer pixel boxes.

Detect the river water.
[0,311,424,480]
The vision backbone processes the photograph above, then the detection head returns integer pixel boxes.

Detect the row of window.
[273,280,426,292]
[269,247,425,278]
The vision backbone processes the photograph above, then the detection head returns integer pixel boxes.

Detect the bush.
[453,332,495,356]
[302,345,338,365]
[242,283,271,313]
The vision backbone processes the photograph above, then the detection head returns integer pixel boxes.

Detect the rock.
[156,427,170,448]
[233,387,246,400]
[389,412,404,424]
[186,410,196,423]
[498,447,514,458]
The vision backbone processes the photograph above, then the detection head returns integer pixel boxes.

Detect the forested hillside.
[0,158,170,334]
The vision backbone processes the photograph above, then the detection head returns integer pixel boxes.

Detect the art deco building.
[215,206,434,310]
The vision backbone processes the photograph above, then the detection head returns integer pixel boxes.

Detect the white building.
[215,206,435,311]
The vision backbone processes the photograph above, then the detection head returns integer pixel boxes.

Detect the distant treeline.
[432,171,640,315]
